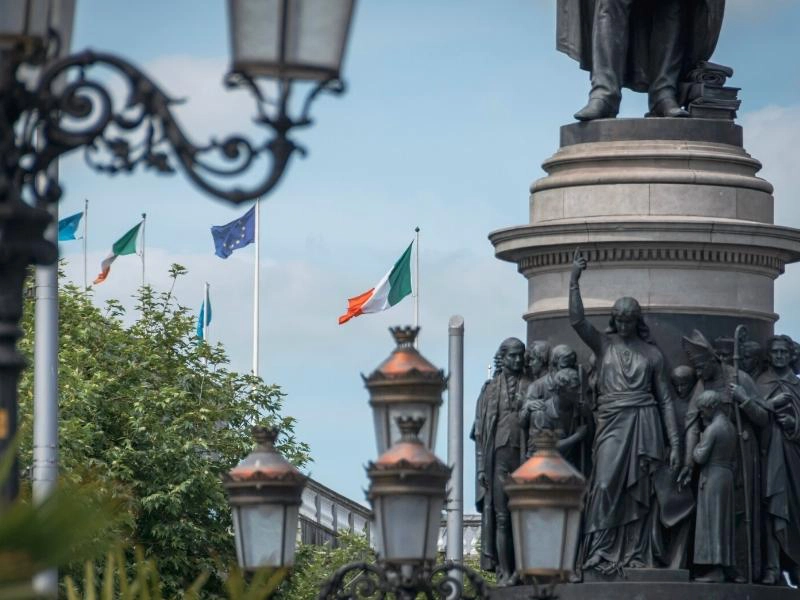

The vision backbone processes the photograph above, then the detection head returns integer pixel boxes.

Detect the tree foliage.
[16,265,310,597]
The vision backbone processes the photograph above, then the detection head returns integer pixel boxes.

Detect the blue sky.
[56,1,800,509]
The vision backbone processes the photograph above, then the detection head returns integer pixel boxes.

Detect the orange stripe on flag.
[338,288,375,325]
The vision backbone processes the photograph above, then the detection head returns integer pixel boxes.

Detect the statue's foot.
[574,98,617,121]
[762,569,780,585]
[650,97,689,118]
[695,567,725,583]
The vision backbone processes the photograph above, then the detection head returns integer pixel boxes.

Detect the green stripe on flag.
[112,222,142,256]
[387,242,413,306]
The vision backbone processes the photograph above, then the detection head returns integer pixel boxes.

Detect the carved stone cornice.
[490,219,800,278]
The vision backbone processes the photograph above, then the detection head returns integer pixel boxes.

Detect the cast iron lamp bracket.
[318,560,490,600]
[6,34,343,210]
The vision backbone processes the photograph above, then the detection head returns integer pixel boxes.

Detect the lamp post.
[0,0,356,505]
[364,326,445,454]
[505,430,586,598]
[222,427,307,571]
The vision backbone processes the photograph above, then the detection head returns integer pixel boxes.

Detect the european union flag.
[210,206,256,259]
[58,211,83,241]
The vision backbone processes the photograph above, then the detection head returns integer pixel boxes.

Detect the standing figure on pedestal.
[473,337,532,585]
[679,329,768,583]
[569,252,681,575]
[740,340,764,381]
[521,367,588,465]
[757,335,800,585]
[526,340,551,380]
[671,365,697,429]
[691,390,737,583]
[555,0,725,120]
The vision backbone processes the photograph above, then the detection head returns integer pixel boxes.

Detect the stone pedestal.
[491,582,798,600]
[490,118,800,363]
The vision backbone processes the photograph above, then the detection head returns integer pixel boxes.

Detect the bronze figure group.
[474,253,800,586]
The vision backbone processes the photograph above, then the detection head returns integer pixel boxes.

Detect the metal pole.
[252,201,260,377]
[140,212,146,287]
[447,315,464,565]
[413,227,420,348]
[82,198,88,290]
[32,166,59,597]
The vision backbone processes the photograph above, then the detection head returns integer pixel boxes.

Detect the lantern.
[364,326,445,455]
[223,426,307,570]
[367,416,450,564]
[505,430,586,581]
[227,0,355,81]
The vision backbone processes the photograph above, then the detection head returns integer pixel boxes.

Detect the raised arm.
[692,425,715,466]
[569,251,603,355]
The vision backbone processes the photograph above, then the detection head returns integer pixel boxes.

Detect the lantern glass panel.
[382,402,436,453]
[232,503,297,569]
[0,0,49,45]
[513,507,566,572]
[228,0,280,75]
[379,494,437,562]
[228,0,353,80]
[283,0,353,78]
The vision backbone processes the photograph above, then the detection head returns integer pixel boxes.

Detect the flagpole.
[413,226,420,348]
[252,200,260,377]
[83,198,88,290]
[140,212,147,287]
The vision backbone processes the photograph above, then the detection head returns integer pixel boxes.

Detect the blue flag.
[196,285,212,340]
[58,211,83,241]
[211,206,256,259]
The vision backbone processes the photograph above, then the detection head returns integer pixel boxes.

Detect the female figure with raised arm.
[569,251,681,575]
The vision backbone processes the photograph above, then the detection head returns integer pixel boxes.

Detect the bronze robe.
[556,0,725,92]
[758,368,800,567]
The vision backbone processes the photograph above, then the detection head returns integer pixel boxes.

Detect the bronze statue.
[740,340,764,380]
[569,252,681,575]
[556,0,725,120]
[757,335,800,585]
[473,337,532,585]
[671,365,697,429]
[521,367,588,464]
[526,340,551,380]
[549,343,578,373]
[680,329,768,583]
[691,390,737,583]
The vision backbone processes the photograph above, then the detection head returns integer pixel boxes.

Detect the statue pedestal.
[490,117,800,361]
[491,582,798,600]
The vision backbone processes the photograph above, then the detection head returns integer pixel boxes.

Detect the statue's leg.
[762,515,780,584]
[493,446,519,585]
[589,0,635,113]
[648,0,688,116]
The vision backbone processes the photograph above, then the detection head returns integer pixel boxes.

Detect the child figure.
[520,368,587,464]
[692,390,738,583]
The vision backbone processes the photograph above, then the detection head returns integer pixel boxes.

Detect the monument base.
[491,582,797,600]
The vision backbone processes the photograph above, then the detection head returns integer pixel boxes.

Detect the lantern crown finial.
[252,425,279,449]
[390,325,420,348]
[397,416,425,441]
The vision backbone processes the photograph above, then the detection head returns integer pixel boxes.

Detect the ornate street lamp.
[505,430,586,595]
[0,0,356,504]
[222,426,307,571]
[364,327,445,454]
[368,416,450,565]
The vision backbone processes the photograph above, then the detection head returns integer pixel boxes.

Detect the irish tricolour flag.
[338,242,413,325]
[93,221,143,285]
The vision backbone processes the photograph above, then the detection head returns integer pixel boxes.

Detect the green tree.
[274,532,375,600]
[16,265,310,597]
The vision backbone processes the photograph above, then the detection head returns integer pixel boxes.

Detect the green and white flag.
[93,221,142,285]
